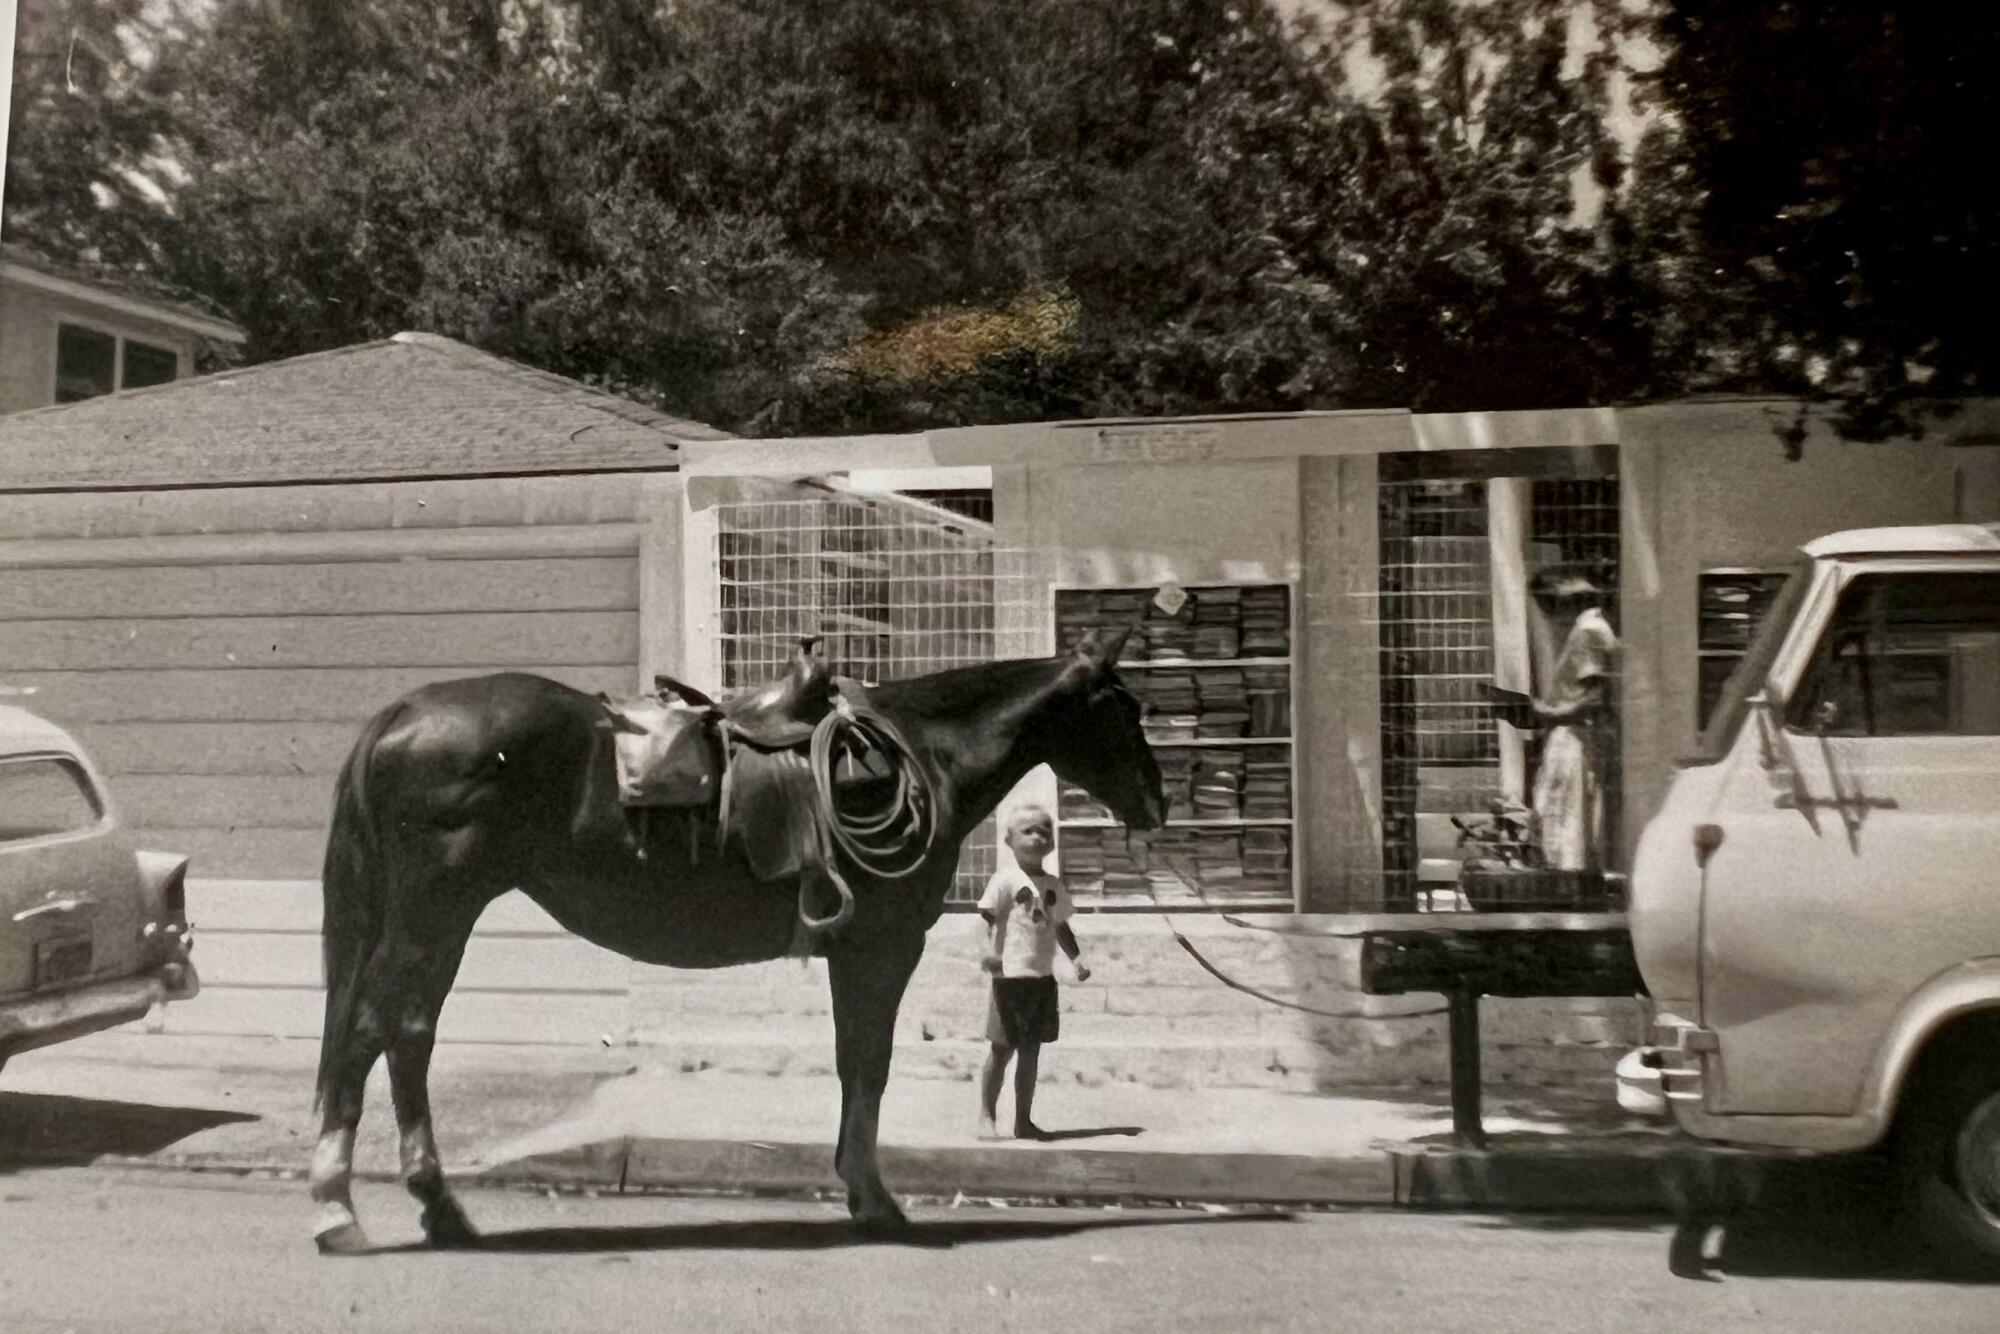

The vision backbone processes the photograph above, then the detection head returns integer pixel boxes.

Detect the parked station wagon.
[0,704,199,1074]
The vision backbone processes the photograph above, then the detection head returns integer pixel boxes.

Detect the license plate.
[33,937,94,987]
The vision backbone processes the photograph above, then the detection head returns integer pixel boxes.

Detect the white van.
[1619,523,2000,1259]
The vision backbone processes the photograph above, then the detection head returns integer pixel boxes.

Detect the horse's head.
[1045,623,1167,833]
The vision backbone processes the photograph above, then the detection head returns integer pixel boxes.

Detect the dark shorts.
[986,976,1060,1047]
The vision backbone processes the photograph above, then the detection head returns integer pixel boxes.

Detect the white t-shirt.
[978,867,1073,978]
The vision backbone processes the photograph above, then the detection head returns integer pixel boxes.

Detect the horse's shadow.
[369,1209,1292,1255]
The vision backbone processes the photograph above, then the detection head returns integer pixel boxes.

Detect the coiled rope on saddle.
[789,703,944,937]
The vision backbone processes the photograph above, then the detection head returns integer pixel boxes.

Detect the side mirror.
[1749,683,1795,773]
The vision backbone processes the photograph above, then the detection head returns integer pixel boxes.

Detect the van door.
[1699,560,2000,1114]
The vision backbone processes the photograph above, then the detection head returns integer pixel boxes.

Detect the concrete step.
[625,1011,1636,1094]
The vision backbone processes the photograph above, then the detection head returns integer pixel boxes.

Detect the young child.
[977,804,1089,1141]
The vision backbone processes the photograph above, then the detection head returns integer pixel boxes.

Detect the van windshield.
[1690,562,1811,764]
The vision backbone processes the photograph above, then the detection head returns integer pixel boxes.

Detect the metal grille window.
[1699,570,1791,729]
[1378,470,1621,909]
[708,493,1032,900]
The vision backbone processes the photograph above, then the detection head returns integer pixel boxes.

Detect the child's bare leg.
[978,1042,1013,1139]
[1013,1041,1045,1138]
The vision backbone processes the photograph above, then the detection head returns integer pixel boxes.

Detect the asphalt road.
[2,1168,1996,1334]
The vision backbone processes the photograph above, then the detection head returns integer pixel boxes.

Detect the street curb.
[476,1135,1792,1213]
[9,1137,1843,1217]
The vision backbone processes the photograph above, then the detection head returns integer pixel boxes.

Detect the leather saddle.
[655,636,841,752]
[599,639,893,885]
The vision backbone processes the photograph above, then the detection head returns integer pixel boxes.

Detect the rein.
[1137,847,1448,1022]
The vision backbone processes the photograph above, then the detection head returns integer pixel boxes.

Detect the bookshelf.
[1053,583,1298,909]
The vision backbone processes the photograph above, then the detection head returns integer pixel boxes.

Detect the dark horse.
[309,626,1165,1252]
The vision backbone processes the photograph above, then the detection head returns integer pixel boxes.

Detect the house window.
[122,339,180,390]
[1698,570,1793,729]
[54,322,180,403]
[55,325,117,402]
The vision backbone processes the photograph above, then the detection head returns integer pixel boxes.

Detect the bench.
[1359,912,1645,1147]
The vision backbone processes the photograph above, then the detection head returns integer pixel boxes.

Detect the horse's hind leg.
[828,930,925,1235]
[311,894,481,1253]
[382,901,482,1248]
[311,1013,384,1254]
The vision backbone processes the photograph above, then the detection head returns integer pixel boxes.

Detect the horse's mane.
[865,655,1069,720]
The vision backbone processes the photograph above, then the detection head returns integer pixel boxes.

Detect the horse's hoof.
[850,1194,912,1239]
[422,1198,481,1249]
[314,1221,371,1257]
[854,1212,914,1240]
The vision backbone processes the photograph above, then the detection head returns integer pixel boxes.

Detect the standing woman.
[1522,564,1619,872]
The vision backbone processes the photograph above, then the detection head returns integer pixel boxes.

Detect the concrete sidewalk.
[1,1030,1796,1214]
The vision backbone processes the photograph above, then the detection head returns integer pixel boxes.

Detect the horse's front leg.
[827,930,925,1234]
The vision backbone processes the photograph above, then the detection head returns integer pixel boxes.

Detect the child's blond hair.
[1003,804,1053,838]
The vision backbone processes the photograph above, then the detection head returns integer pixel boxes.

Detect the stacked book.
[1059,830,1105,889]
[1145,611,1196,661]
[1193,750,1244,820]
[1101,831,1147,894]
[1155,748,1198,822]
[1241,586,1290,657]
[1194,830,1246,892]
[1058,781,1108,823]
[1139,669,1199,744]
[1194,667,1250,738]
[1191,586,1244,659]
[1242,750,1292,820]
[1245,666,1290,737]
[1144,828,1197,896]
[1056,590,1151,663]
[1242,828,1291,893]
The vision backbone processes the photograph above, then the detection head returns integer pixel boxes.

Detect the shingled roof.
[0,332,730,492]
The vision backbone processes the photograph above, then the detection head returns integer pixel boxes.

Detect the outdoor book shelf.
[1053,583,1298,910]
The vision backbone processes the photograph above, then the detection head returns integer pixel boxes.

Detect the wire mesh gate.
[707,490,1034,901]
[1377,469,1621,910]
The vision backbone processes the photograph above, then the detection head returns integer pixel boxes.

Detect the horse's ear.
[1074,619,1138,674]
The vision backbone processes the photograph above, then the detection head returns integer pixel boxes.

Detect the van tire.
[1899,1059,2000,1271]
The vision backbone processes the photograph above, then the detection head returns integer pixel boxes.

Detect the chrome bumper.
[1616,1010,1714,1116]
[0,961,202,1056]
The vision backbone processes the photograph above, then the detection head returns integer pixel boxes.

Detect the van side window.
[0,757,106,842]
[1789,572,2000,736]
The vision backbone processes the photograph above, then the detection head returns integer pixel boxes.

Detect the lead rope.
[1135,844,1448,1021]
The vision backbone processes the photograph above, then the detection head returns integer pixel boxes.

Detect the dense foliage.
[6,0,1989,440]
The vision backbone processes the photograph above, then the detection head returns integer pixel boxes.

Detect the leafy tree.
[7,0,1681,434]
[3,0,174,266]
[1644,3,2000,439]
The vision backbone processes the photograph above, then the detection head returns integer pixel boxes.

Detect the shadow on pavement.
[1666,1205,2000,1285]
[0,1092,258,1170]
[372,1210,1294,1255]
[1473,1155,2000,1285]
[1021,1125,1144,1142]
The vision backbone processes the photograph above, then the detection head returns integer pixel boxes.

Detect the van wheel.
[1901,1061,2000,1269]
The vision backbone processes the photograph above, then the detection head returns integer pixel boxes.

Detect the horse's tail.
[314,701,403,1110]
